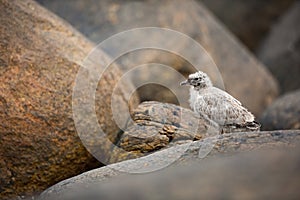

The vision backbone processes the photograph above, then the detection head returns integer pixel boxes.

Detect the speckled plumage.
[180,71,260,131]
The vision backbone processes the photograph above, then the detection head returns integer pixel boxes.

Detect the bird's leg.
[198,113,220,135]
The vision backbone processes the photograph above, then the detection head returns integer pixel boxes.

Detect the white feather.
[186,71,255,127]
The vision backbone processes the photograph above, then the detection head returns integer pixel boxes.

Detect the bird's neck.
[189,86,207,109]
[192,85,210,91]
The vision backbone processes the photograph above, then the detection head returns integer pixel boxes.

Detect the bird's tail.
[222,121,261,133]
[245,121,261,131]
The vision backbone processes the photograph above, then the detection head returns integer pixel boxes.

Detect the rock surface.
[261,90,300,130]
[37,0,279,116]
[258,1,300,94]
[108,101,217,164]
[107,101,261,164]
[0,0,138,199]
[39,130,300,200]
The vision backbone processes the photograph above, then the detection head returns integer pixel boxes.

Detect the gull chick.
[180,71,260,132]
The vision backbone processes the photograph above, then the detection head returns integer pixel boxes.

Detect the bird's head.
[180,71,212,89]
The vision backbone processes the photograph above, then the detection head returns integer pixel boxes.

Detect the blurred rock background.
[36,0,300,126]
[199,0,296,51]
[1,0,300,199]
[37,0,296,52]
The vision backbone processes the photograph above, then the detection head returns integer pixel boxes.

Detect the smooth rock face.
[199,0,296,51]
[0,0,138,199]
[258,1,300,94]
[38,130,300,200]
[41,148,300,200]
[37,0,279,116]
[261,90,300,130]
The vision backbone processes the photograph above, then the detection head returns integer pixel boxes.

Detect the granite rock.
[0,0,138,199]
[39,130,300,200]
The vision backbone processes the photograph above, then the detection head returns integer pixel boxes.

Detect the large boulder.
[39,130,300,200]
[261,90,300,130]
[258,1,300,94]
[37,0,279,117]
[0,0,138,199]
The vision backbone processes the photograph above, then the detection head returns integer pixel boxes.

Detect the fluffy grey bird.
[180,71,260,132]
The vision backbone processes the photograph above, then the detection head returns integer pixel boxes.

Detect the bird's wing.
[194,88,254,125]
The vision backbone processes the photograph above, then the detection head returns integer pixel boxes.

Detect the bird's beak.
[180,79,189,86]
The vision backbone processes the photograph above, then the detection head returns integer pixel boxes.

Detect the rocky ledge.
[39,129,300,200]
